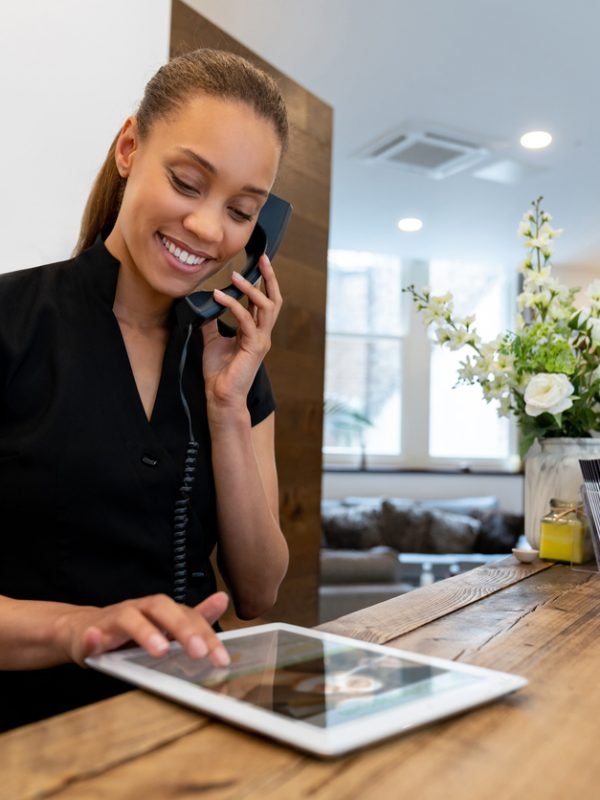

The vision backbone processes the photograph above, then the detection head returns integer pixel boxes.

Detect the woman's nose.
[182,203,224,246]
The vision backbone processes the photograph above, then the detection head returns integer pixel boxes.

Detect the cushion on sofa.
[378,502,481,554]
[321,503,384,550]
[428,509,481,552]
[418,495,499,516]
[417,497,521,552]
[321,495,522,554]
[473,510,523,553]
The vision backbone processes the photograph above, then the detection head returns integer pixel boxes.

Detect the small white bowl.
[512,547,539,564]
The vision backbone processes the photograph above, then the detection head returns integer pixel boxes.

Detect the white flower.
[484,382,508,400]
[523,267,551,289]
[430,292,452,306]
[524,373,575,418]
[435,327,452,345]
[460,314,476,328]
[496,396,512,418]
[446,329,476,350]
[420,306,446,326]
[528,234,551,249]
[458,356,481,382]
[587,279,600,301]
[546,301,572,322]
[518,220,532,237]
[490,353,514,377]
[589,317,600,344]
[539,222,562,239]
[517,291,536,311]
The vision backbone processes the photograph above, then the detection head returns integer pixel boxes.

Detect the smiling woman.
[105,95,281,301]
[0,48,290,731]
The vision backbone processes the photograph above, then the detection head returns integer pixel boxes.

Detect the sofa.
[319,495,523,622]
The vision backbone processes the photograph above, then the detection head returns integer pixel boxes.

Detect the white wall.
[322,471,524,513]
[0,0,171,273]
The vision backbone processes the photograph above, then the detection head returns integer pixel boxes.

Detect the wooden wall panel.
[170,1,331,627]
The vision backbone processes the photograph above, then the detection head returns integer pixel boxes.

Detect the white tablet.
[86,622,527,757]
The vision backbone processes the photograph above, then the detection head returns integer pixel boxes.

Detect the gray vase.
[524,437,600,548]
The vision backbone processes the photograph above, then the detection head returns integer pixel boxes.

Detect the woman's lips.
[157,232,214,274]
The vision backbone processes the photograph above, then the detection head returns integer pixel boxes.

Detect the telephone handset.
[175,193,292,329]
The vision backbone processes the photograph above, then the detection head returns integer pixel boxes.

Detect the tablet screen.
[129,629,476,729]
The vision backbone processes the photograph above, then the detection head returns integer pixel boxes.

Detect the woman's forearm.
[209,408,289,619]
[0,595,78,669]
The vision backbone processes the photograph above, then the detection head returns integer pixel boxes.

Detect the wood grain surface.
[170,1,332,628]
[318,556,553,641]
[4,561,599,800]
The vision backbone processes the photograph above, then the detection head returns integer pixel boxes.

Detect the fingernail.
[189,635,208,659]
[148,633,169,655]
[213,288,225,298]
[231,270,244,281]
[213,644,231,667]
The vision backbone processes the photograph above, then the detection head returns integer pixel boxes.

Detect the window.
[323,251,404,466]
[323,251,518,470]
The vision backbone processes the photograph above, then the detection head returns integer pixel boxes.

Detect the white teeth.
[160,235,205,267]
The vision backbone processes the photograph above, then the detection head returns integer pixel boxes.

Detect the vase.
[524,437,600,548]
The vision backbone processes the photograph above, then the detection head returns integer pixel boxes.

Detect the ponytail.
[74,134,126,255]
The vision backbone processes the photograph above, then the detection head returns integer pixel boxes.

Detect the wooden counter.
[3,558,600,800]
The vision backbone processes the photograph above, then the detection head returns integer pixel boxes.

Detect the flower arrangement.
[405,197,600,456]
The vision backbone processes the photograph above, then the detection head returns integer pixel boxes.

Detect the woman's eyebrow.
[175,147,269,197]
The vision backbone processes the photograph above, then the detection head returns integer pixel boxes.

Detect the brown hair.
[75,49,289,255]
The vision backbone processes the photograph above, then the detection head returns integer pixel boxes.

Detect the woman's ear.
[114,117,139,178]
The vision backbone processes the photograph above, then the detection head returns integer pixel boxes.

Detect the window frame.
[323,256,520,473]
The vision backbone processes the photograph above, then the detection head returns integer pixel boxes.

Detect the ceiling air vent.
[358,129,489,179]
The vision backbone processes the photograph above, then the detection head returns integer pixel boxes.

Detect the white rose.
[524,373,574,417]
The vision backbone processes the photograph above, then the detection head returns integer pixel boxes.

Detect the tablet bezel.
[86,622,527,757]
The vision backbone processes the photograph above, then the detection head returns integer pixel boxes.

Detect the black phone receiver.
[175,193,292,329]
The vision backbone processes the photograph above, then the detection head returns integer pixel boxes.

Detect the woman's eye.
[168,170,198,195]
[229,207,253,223]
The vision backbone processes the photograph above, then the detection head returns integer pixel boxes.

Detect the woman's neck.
[112,267,172,332]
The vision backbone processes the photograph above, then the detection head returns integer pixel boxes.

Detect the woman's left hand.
[200,254,282,410]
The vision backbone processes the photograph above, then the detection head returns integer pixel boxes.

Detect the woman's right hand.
[53,591,230,668]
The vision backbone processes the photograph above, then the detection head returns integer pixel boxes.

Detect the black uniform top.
[0,236,275,730]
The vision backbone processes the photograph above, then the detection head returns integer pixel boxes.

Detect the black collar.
[75,235,122,310]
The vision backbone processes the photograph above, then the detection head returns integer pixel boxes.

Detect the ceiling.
[188,0,600,272]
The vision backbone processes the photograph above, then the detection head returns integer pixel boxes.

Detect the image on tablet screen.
[130,630,479,728]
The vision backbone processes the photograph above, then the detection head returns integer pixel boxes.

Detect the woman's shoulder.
[0,253,76,288]
[0,253,80,307]
[0,254,82,344]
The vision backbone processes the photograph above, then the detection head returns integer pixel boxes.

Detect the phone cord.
[172,322,199,604]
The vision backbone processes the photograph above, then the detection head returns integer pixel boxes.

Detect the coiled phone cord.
[172,322,199,604]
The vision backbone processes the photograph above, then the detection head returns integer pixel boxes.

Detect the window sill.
[323,465,523,477]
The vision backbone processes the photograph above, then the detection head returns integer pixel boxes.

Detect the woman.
[0,49,289,730]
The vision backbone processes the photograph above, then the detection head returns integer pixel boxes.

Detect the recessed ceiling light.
[520,130,552,149]
[398,217,423,232]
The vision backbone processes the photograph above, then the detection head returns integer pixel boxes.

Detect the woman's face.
[106,94,282,302]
